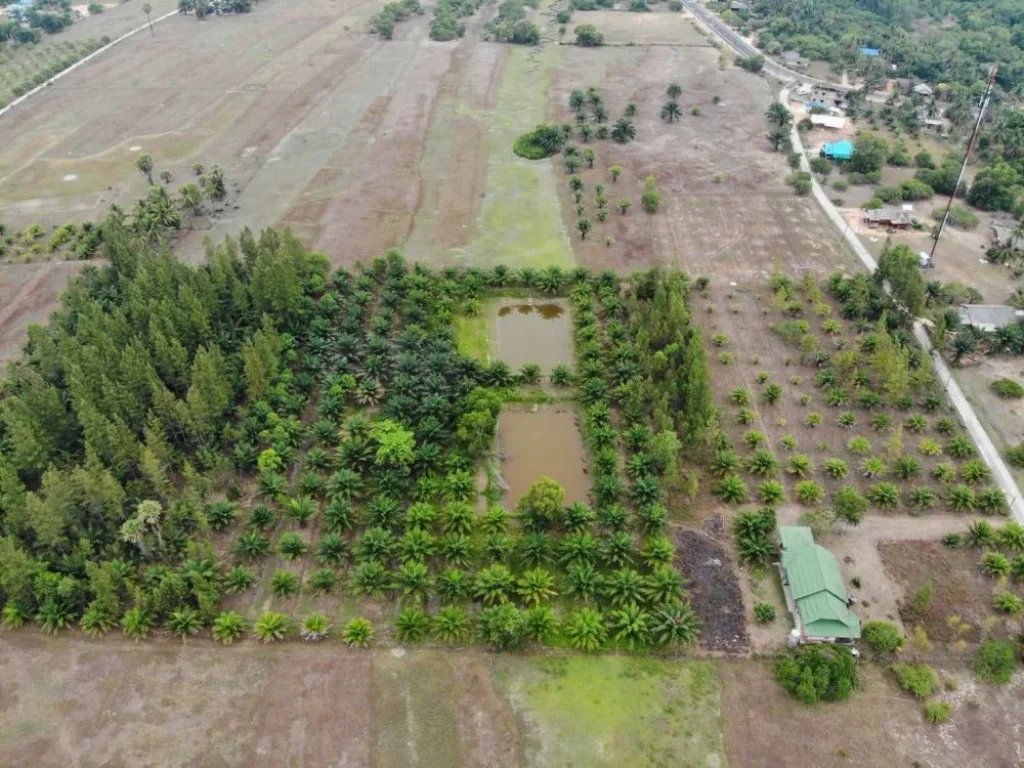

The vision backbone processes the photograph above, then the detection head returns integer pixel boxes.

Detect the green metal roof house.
[821,140,854,162]
[778,526,860,642]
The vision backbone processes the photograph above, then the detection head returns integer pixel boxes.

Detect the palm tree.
[765,102,792,127]
[576,217,592,240]
[611,117,637,143]
[660,100,682,123]
[667,82,682,99]
[200,164,227,202]
[569,88,586,112]
[136,153,154,184]
[624,102,637,117]
[766,125,790,152]
[578,122,593,142]
[178,182,203,225]
[143,2,154,35]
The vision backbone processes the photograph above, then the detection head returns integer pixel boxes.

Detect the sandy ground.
[952,356,1024,491]
[0,261,85,373]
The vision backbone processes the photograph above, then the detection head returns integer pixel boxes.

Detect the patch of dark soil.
[676,529,748,653]
[879,540,1022,646]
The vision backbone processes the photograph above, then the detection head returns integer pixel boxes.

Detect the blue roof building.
[821,140,854,161]
[859,47,881,57]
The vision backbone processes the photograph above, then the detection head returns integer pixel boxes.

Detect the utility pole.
[928,63,998,266]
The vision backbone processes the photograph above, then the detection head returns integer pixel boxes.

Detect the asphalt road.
[680,0,853,90]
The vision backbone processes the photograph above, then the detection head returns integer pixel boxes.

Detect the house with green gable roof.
[778,526,860,643]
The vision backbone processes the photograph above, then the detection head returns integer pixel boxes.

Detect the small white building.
[810,114,846,130]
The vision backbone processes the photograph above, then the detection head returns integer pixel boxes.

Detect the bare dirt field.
[0,0,503,269]
[675,528,748,654]
[547,42,858,277]
[565,9,710,46]
[880,539,1024,649]
[0,634,728,767]
[0,260,84,373]
[718,658,1024,768]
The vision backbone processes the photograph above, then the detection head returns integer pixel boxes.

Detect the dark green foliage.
[973,640,1017,684]
[734,507,777,564]
[514,124,566,159]
[775,646,858,704]
[862,620,904,652]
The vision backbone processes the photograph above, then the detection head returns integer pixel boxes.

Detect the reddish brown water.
[494,300,572,373]
[497,405,589,509]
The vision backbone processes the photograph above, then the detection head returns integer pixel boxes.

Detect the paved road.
[680,0,853,91]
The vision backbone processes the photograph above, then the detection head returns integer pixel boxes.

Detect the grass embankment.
[453,310,491,361]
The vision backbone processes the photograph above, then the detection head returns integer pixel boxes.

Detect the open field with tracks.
[0,2,859,368]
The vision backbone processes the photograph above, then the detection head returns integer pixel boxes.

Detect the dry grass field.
[0,2,861,370]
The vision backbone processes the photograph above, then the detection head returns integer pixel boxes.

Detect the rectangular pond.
[494,299,572,373]
[497,404,589,509]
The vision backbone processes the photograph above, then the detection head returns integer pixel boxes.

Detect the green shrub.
[924,700,953,724]
[862,620,904,653]
[992,378,1024,399]
[973,640,1017,685]
[933,204,980,231]
[775,645,858,704]
[893,663,937,699]
[575,23,604,46]
[754,602,776,623]
[513,124,565,159]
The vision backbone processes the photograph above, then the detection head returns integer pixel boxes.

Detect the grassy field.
[497,655,726,767]
[456,44,575,270]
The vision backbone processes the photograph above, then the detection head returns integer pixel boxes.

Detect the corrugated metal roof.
[959,304,1024,330]
[780,526,860,639]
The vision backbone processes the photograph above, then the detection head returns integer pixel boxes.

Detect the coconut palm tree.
[667,82,682,99]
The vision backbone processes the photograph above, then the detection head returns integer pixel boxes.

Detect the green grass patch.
[495,655,726,767]
[463,45,574,270]
[453,311,490,361]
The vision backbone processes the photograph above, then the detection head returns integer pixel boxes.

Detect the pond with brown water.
[494,300,573,373]
[497,405,589,509]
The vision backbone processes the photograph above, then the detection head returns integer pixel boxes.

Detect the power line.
[928,63,998,265]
